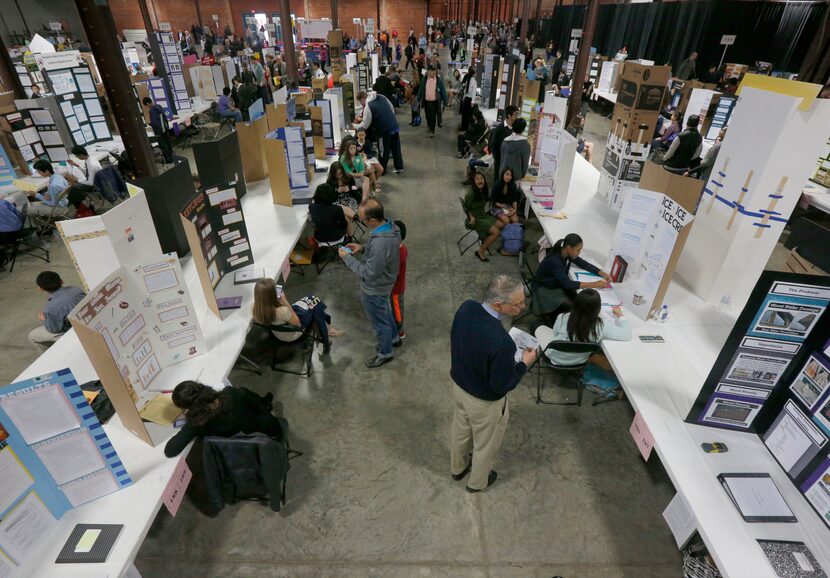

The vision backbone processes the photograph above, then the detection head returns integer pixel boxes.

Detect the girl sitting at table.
[339,136,373,200]
[326,161,363,211]
[355,128,384,193]
[489,167,521,226]
[531,233,610,320]
[164,380,283,458]
[465,171,503,263]
[534,288,631,372]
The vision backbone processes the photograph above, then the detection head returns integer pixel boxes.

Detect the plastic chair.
[535,341,602,406]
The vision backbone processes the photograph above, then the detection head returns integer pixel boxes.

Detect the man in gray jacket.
[500,117,531,181]
[340,199,402,368]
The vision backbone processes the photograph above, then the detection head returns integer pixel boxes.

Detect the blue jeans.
[360,292,398,358]
[219,109,242,123]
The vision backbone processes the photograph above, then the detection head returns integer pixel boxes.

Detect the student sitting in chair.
[531,233,611,320]
[534,288,631,372]
[164,380,284,458]
[251,278,344,354]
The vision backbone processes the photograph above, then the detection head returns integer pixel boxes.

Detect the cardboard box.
[785,248,827,276]
[609,103,660,144]
[312,77,326,100]
[293,91,311,115]
[616,63,670,112]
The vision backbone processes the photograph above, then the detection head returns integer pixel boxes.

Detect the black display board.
[192,130,247,201]
[135,159,195,257]
[686,271,830,530]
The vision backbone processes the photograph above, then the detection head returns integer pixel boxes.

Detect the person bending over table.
[490,167,520,226]
[309,183,355,243]
[29,271,85,352]
[251,277,344,354]
[164,381,284,458]
[466,171,502,263]
[534,288,631,373]
[326,161,363,211]
[338,136,372,201]
[531,233,610,319]
[29,159,72,228]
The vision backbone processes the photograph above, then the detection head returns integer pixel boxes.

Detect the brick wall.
[108,0,429,42]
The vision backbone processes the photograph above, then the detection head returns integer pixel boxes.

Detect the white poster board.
[324,90,343,146]
[598,61,620,93]
[57,191,162,290]
[677,86,830,311]
[190,65,218,101]
[684,88,719,129]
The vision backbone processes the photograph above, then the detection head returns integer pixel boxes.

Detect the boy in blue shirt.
[28,159,70,230]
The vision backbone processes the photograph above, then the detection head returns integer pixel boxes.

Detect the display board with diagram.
[2,110,48,164]
[0,368,132,575]
[687,272,830,531]
[151,32,191,115]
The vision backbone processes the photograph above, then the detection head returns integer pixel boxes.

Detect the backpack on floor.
[412,115,421,126]
[501,223,524,255]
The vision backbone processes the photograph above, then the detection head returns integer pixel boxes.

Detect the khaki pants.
[28,326,63,352]
[450,382,510,490]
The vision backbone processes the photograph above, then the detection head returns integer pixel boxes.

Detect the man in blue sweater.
[450,275,538,492]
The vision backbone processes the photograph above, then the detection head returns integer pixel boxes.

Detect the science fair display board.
[2,110,48,164]
[677,83,830,313]
[70,255,205,445]
[180,183,254,317]
[57,191,162,291]
[150,32,191,115]
[528,126,578,215]
[687,272,830,530]
[480,54,500,109]
[0,369,131,576]
[41,62,112,147]
[497,55,521,122]
[597,130,651,211]
[607,162,702,319]
[266,126,311,206]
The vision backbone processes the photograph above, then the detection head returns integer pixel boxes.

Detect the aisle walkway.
[133,106,682,577]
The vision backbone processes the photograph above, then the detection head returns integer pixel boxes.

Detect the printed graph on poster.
[801,458,830,529]
[763,400,827,479]
[686,272,830,432]
[597,132,650,210]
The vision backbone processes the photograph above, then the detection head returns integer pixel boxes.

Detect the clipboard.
[717,473,797,523]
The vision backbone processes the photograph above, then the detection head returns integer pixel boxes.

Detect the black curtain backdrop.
[534,0,827,77]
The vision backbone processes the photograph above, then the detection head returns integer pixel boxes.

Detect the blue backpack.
[501,223,524,255]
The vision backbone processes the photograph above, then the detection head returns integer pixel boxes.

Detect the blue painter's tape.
[711,180,723,187]
[769,194,783,199]
[753,223,771,228]
[740,187,748,192]
[703,188,714,196]
[759,210,781,215]
[718,171,726,177]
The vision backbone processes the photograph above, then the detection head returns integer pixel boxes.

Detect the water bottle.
[658,304,669,323]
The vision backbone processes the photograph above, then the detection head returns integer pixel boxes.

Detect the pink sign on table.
[162,456,192,516]
[281,258,291,282]
[629,411,655,461]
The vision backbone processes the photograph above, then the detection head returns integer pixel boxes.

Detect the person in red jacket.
[390,220,408,339]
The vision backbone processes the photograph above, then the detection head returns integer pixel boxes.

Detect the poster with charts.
[70,254,205,397]
[43,63,112,146]
[0,368,131,570]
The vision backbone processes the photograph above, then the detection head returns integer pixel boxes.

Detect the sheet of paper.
[92,121,109,140]
[662,492,696,548]
[508,327,539,351]
[12,131,26,149]
[0,550,14,578]
[47,147,69,162]
[32,429,106,485]
[74,528,101,553]
[67,116,80,132]
[0,492,56,563]
[766,412,814,472]
[39,130,62,146]
[723,475,793,518]
[85,98,103,117]
[21,127,39,145]
[207,188,236,206]
[0,448,33,516]
[0,384,80,444]
[49,70,76,95]
[222,211,243,225]
[29,109,54,126]
[139,394,181,426]
[59,101,73,117]
[75,74,94,93]
[72,104,88,123]
[60,469,119,508]
[81,124,94,143]
[143,268,177,293]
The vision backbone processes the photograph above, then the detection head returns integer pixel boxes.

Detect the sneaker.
[329,327,346,338]
[398,331,406,340]
[365,355,394,369]
[393,169,404,174]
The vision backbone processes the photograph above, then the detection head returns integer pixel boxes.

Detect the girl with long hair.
[338,136,372,200]
[164,380,283,457]
[464,171,502,263]
[490,167,520,225]
[530,233,611,319]
[534,288,631,370]
[326,161,362,211]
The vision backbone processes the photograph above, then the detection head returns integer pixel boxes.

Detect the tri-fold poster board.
[0,368,131,574]
[180,182,254,317]
[3,109,49,163]
[530,125,577,215]
[687,272,830,531]
[41,62,112,147]
[70,254,205,445]
[608,162,702,319]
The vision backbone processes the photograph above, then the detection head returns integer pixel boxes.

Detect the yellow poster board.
[737,74,822,111]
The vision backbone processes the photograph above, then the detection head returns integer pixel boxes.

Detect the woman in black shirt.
[490,167,520,226]
[309,183,355,243]
[326,161,362,212]
[164,381,283,457]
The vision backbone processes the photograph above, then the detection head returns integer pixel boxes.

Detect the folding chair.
[462,128,490,160]
[314,236,347,274]
[30,190,73,237]
[535,341,602,406]
[252,321,320,377]
[456,197,480,256]
[514,249,536,323]
[6,204,50,272]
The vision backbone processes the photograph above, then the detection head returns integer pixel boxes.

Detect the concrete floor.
[4,104,784,577]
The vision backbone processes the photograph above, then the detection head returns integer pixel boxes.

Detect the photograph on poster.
[724,352,789,388]
[751,299,826,342]
[701,396,763,428]
[814,396,830,437]
[791,355,830,410]
[763,401,826,477]
[801,459,830,528]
